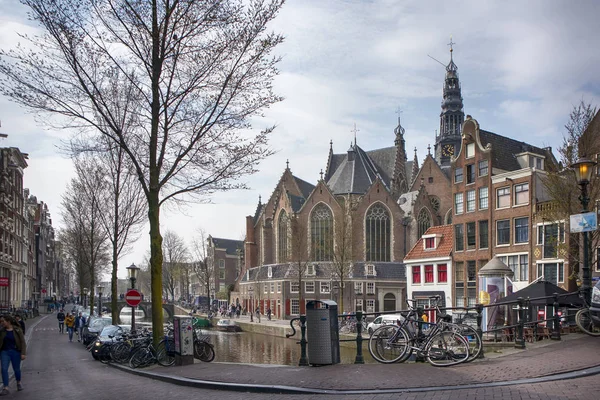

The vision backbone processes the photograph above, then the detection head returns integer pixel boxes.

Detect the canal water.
[119,309,375,365]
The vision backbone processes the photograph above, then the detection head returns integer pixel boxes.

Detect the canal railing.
[286,290,584,366]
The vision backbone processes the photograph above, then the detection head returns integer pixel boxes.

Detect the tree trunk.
[111,192,119,324]
[149,188,164,345]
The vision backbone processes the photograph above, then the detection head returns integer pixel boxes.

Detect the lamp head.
[572,157,596,185]
[97,285,105,294]
[127,263,140,280]
[83,287,89,295]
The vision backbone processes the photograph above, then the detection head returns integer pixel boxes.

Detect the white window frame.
[366,299,375,313]
[355,299,363,312]
[466,143,475,158]
[514,183,529,206]
[366,264,375,276]
[264,283,268,294]
[305,281,315,293]
[320,281,330,294]
[354,281,363,294]
[479,187,489,210]
[291,299,300,315]
[306,264,316,276]
[455,193,464,215]
[497,187,510,209]
[290,281,299,293]
[366,282,375,295]
[466,189,476,212]
[270,282,275,293]
[277,281,282,293]
[267,266,273,278]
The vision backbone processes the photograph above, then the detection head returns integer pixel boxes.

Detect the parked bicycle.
[191,317,215,362]
[368,298,470,367]
[129,326,176,368]
[575,287,600,336]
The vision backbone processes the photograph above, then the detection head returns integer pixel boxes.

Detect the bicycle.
[368,299,470,367]
[191,317,215,362]
[575,290,600,336]
[129,327,175,368]
[110,330,152,364]
[432,298,483,362]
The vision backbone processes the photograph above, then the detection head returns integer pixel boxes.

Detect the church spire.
[410,147,420,187]
[394,108,405,149]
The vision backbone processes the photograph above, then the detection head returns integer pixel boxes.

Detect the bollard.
[299,315,308,366]
[551,293,561,340]
[354,311,364,364]
[514,297,526,349]
[475,304,484,358]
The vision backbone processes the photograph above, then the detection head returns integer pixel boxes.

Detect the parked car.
[367,314,405,335]
[91,325,131,360]
[82,316,112,345]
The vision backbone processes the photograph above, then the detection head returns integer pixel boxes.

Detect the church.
[237,44,478,318]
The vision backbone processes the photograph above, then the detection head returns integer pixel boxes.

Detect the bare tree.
[1,0,284,343]
[162,230,189,301]
[330,197,354,313]
[190,228,213,306]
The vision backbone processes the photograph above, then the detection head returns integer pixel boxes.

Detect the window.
[466,222,476,250]
[520,255,529,282]
[278,210,289,262]
[537,263,564,284]
[498,254,529,282]
[438,264,448,283]
[455,262,464,307]
[479,220,489,249]
[454,167,463,183]
[466,190,476,212]
[219,259,225,268]
[412,266,421,284]
[455,224,464,251]
[270,282,275,293]
[267,266,273,278]
[291,281,299,293]
[355,299,363,312]
[538,223,565,259]
[497,220,510,245]
[291,299,300,315]
[306,264,315,276]
[277,282,282,293]
[311,203,333,261]
[366,264,376,276]
[455,193,464,215]
[497,187,510,208]
[425,237,435,249]
[455,261,464,281]
[424,265,434,283]
[305,281,315,293]
[264,284,268,294]
[365,204,391,262]
[366,282,375,294]
[514,217,529,243]
[418,208,432,237]
[219,269,226,279]
[479,160,488,177]
[514,183,529,205]
[366,299,375,312]
[354,282,363,294]
[466,164,475,184]
[467,288,477,306]
[320,281,330,293]
[466,143,475,158]
[479,187,488,209]
[467,260,477,282]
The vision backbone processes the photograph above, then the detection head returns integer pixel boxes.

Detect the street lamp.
[127,263,140,332]
[97,285,105,316]
[83,287,89,309]
[572,156,597,305]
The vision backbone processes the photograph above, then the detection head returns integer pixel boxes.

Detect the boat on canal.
[216,319,242,332]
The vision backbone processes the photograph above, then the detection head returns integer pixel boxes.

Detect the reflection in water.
[118,309,374,365]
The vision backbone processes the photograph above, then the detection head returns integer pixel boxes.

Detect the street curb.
[109,361,600,395]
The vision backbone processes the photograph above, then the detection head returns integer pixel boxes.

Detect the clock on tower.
[442,144,454,157]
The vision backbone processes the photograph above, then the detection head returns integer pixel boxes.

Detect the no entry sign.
[125,289,142,307]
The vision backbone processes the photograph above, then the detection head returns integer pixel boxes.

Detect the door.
[383,293,396,312]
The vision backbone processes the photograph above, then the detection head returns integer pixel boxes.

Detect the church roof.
[479,129,552,172]
[287,192,306,213]
[293,176,315,199]
[209,237,244,256]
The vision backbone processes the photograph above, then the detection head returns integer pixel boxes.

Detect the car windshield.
[90,318,111,329]
[99,325,123,337]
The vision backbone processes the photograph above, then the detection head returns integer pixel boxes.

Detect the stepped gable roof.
[404,225,453,261]
[210,237,244,256]
[326,144,394,195]
[478,129,549,172]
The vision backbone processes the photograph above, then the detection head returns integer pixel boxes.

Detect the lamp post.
[572,157,597,305]
[127,263,140,332]
[97,285,105,316]
[83,288,89,309]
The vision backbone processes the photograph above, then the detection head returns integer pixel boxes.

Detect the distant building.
[206,236,244,299]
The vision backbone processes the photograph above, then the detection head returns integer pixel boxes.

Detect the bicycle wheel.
[457,325,482,362]
[156,338,176,366]
[194,341,215,362]
[99,344,113,364]
[575,308,600,336]
[111,342,132,364]
[368,325,409,363]
[426,331,469,367]
[129,347,153,368]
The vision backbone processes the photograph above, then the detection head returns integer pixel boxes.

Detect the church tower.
[391,116,408,199]
[435,38,464,167]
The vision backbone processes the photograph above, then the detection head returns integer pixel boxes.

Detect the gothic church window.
[417,208,432,238]
[311,203,333,261]
[365,203,391,262]
[278,210,289,262]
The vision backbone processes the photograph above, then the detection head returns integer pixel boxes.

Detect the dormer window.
[306,264,315,276]
[423,234,440,250]
[267,266,273,278]
[365,264,376,277]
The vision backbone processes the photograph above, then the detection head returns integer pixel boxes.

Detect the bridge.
[108,301,190,323]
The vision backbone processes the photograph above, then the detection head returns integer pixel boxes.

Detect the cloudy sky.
[1,0,599,280]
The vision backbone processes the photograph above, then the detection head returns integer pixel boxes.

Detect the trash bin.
[306,300,340,365]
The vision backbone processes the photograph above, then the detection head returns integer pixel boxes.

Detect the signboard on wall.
[0,277,9,287]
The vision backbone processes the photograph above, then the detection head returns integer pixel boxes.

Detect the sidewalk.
[114,330,600,394]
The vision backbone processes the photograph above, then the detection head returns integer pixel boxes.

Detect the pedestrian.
[56,309,65,334]
[75,312,86,342]
[255,307,261,323]
[0,314,26,394]
[13,315,24,335]
[266,307,272,321]
[64,313,76,342]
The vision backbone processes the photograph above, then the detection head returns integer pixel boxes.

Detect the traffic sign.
[41,288,47,294]
[125,289,142,307]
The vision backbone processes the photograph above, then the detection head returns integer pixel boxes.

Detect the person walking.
[56,309,65,333]
[13,315,24,335]
[75,312,86,342]
[0,315,26,395]
[64,313,76,342]
[255,307,261,323]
